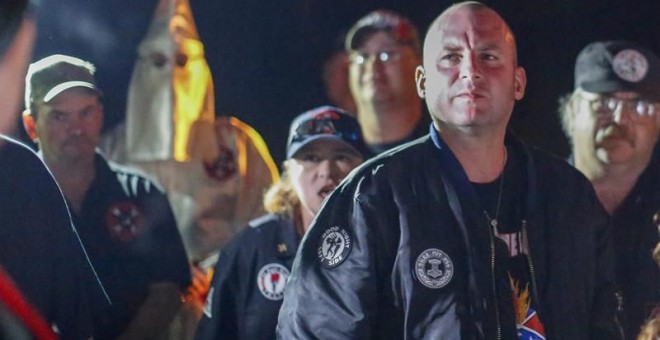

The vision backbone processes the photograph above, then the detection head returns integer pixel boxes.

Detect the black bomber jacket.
[277,129,621,340]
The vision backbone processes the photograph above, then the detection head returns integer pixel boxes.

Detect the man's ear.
[415,65,426,98]
[22,110,38,142]
[514,66,527,100]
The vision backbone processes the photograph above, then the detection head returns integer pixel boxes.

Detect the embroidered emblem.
[277,243,288,253]
[317,226,352,268]
[415,248,453,289]
[612,49,648,83]
[203,287,214,318]
[203,145,237,182]
[105,202,145,242]
[257,263,290,300]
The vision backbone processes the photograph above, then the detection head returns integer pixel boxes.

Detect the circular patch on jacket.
[317,226,352,268]
[105,202,145,242]
[257,263,290,300]
[612,49,648,83]
[203,146,237,182]
[415,248,454,289]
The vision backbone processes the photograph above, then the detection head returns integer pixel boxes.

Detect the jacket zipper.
[488,224,502,340]
[614,289,625,338]
[521,220,540,315]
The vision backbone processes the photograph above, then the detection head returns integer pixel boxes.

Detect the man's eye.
[441,54,460,62]
[52,112,65,121]
[302,154,321,163]
[482,54,497,61]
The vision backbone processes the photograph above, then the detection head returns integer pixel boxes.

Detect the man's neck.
[576,155,649,214]
[439,124,507,183]
[42,155,96,214]
[357,99,422,145]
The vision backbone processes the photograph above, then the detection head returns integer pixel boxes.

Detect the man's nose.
[67,115,86,135]
[612,103,633,125]
[363,55,384,73]
[459,53,481,81]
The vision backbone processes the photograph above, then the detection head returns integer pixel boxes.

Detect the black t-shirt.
[472,146,546,339]
[73,154,191,340]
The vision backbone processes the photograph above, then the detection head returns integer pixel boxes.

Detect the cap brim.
[287,135,364,159]
[582,80,660,101]
[43,81,98,103]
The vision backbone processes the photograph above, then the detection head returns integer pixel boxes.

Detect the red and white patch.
[203,145,237,182]
[612,49,648,83]
[105,202,145,242]
[257,263,289,301]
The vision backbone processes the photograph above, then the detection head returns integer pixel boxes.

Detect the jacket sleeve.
[277,173,393,339]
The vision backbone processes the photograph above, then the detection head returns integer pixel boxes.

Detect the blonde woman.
[195,106,369,340]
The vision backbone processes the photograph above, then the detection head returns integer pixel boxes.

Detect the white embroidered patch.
[257,263,290,300]
[317,226,352,268]
[415,248,454,289]
[612,49,648,83]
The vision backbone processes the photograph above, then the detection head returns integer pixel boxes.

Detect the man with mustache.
[559,41,660,339]
[22,54,191,340]
[278,2,620,338]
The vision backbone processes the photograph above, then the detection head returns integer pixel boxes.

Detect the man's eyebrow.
[475,43,501,52]
[440,43,463,52]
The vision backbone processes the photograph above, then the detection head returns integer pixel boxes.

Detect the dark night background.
[28,0,660,164]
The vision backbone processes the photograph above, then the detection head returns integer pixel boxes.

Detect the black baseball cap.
[345,9,420,54]
[575,41,660,101]
[25,54,100,110]
[286,106,369,159]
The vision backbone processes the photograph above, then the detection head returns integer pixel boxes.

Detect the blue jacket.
[195,214,300,340]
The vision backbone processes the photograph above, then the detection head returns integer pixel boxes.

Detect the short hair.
[426,1,519,66]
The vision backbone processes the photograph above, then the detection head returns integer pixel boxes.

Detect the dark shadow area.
[25,0,660,164]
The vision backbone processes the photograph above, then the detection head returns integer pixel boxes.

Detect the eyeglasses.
[291,111,361,144]
[578,92,658,123]
[349,50,402,65]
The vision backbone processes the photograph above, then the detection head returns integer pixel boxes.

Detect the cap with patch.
[345,9,420,54]
[286,106,369,159]
[575,41,660,101]
[25,54,100,110]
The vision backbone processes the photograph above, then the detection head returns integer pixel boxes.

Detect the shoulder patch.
[257,263,290,300]
[415,248,454,289]
[317,226,352,268]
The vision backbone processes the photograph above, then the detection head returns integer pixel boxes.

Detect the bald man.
[276,2,620,339]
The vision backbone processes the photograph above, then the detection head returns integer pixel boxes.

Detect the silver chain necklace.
[483,148,507,234]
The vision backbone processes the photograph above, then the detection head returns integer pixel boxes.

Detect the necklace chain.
[483,148,507,233]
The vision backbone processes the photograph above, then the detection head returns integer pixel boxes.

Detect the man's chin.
[595,144,634,164]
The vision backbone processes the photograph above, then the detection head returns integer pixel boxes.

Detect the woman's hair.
[0,0,29,58]
[637,312,660,340]
[263,166,301,226]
